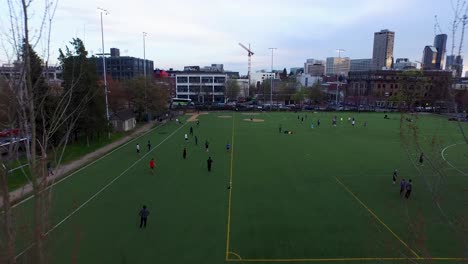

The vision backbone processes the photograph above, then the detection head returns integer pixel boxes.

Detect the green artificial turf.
[8,112,468,264]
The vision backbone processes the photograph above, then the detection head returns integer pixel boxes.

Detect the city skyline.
[0,0,467,74]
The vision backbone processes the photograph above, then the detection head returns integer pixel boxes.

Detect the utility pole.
[98,7,110,138]
[269,48,277,104]
[143,32,148,121]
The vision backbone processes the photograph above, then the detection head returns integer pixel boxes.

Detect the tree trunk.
[0,168,16,264]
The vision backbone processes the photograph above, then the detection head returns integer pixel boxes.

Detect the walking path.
[2,121,160,207]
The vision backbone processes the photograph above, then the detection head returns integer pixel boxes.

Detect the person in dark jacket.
[207,157,213,172]
[139,205,150,228]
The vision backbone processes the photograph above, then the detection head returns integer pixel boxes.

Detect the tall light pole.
[335,49,345,108]
[143,32,148,121]
[269,48,277,104]
[98,7,110,138]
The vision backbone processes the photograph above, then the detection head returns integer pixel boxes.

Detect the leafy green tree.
[59,38,107,143]
[308,82,326,106]
[125,76,169,121]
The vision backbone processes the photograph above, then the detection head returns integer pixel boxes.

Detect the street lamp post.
[143,32,148,121]
[269,48,277,105]
[98,7,110,138]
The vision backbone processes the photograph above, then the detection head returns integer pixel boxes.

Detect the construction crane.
[434,15,443,36]
[238,42,254,88]
[457,12,468,57]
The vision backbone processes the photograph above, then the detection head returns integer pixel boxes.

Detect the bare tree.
[1,1,102,263]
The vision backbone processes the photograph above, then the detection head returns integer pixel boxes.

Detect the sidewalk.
[2,121,159,207]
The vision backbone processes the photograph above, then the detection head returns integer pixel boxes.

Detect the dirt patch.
[218,115,232,118]
[242,113,260,115]
[243,118,265,122]
[186,112,208,122]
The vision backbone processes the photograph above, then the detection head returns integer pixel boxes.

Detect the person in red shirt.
[149,158,155,173]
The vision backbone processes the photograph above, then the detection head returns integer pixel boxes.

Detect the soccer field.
[10,112,468,264]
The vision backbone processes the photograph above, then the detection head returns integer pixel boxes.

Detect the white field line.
[15,122,187,259]
[11,123,165,209]
[441,142,468,177]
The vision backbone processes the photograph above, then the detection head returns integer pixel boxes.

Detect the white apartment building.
[175,73,227,103]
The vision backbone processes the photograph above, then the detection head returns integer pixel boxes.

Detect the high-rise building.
[422,46,438,70]
[308,63,325,76]
[372,29,395,70]
[350,59,372,72]
[96,48,153,80]
[433,34,447,69]
[304,59,324,75]
[326,57,350,76]
[465,71,468,77]
[446,55,464,77]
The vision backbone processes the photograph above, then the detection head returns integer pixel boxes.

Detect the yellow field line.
[226,257,467,262]
[226,113,236,260]
[333,176,421,258]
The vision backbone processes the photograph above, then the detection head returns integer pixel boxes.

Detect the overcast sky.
[1,0,467,74]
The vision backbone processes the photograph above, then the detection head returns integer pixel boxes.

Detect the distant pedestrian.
[195,135,198,145]
[149,158,155,173]
[184,133,188,142]
[197,120,200,126]
[139,205,150,228]
[47,162,54,176]
[205,141,209,152]
[317,119,320,127]
[297,115,300,120]
[301,117,304,123]
[147,140,151,151]
[207,156,213,172]
[226,143,231,152]
[183,147,187,159]
[405,179,412,199]
[190,126,193,135]
[419,153,424,165]
[279,124,282,133]
[392,169,398,184]
[400,179,406,197]
[136,143,140,154]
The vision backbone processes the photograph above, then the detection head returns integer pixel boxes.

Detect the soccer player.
[196,120,200,126]
[139,205,150,228]
[317,119,320,127]
[184,133,188,142]
[205,141,209,152]
[226,143,231,152]
[419,153,424,165]
[147,140,151,151]
[149,158,155,173]
[183,147,187,159]
[400,179,406,197]
[279,124,282,133]
[136,143,140,154]
[352,120,355,127]
[195,135,198,145]
[392,169,398,184]
[190,126,193,135]
[176,118,179,123]
[405,179,412,199]
[207,156,213,172]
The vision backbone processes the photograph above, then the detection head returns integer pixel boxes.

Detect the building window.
[189,76,200,83]
[202,77,213,83]
[177,85,188,93]
[177,76,188,83]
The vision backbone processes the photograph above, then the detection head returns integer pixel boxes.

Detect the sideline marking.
[225,113,236,260]
[441,142,467,176]
[11,122,168,209]
[226,257,467,262]
[228,251,243,260]
[333,177,421,258]
[15,122,188,259]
